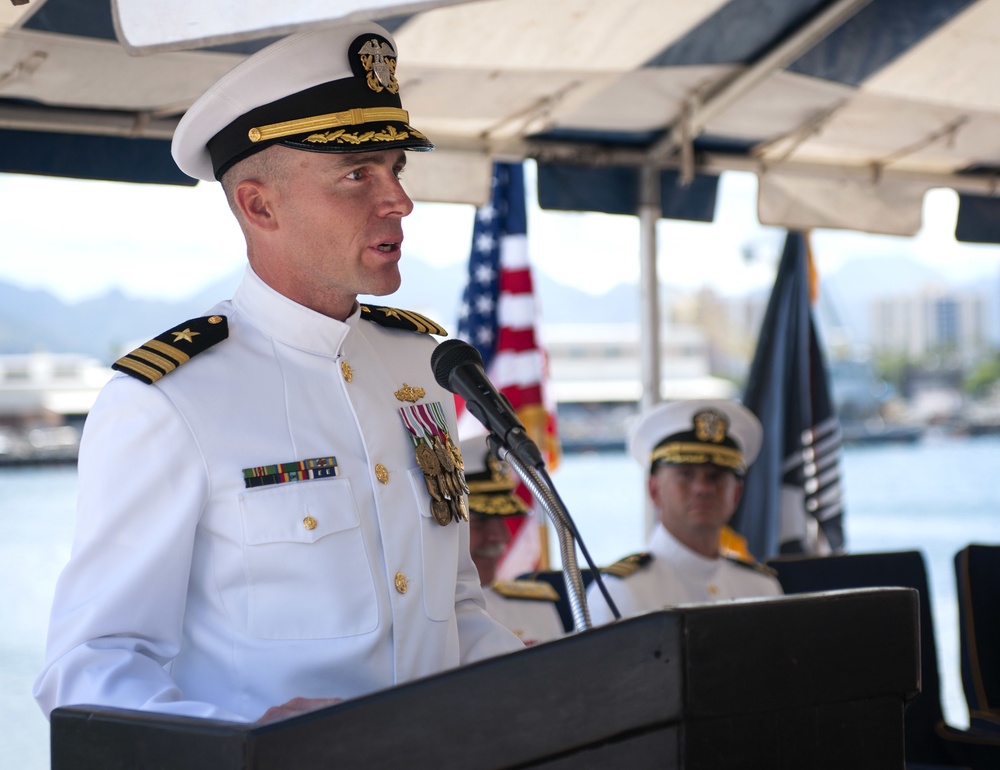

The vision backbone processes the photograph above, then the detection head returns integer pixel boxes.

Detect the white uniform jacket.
[586,524,783,626]
[34,267,523,722]
[482,584,565,646]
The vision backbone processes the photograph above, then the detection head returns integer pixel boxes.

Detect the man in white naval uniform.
[587,400,782,625]
[34,22,523,725]
[461,436,564,646]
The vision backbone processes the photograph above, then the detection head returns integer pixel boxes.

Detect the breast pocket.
[240,479,377,639]
[408,467,459,621]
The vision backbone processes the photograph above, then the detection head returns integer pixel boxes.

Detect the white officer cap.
[628,399,762,476]
[172,21,433,181]
[459,435,528,517]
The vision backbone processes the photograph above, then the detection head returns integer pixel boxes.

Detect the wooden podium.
[51,587,919,770]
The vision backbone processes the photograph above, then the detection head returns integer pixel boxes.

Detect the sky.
[3,165,1000,305]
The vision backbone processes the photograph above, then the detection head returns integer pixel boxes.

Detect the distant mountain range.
[1,255,996,363]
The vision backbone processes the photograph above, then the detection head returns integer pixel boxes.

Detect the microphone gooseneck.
[430,339,544,469]
[431,339,620,628]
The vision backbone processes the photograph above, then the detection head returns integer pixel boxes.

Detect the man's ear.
[234,179,278,231]
[731,477,745,508]
[647,471,660,507]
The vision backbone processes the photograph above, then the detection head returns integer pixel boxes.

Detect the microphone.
[430,339,545,469]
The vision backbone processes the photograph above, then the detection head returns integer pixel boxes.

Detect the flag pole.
[638,164,661,540]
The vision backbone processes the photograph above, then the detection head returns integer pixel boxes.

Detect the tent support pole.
[638,165,660,538]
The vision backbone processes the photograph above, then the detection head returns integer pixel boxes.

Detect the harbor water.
[4,434,1000,769]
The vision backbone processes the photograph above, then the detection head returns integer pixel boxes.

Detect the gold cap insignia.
[357,37,399,94]
[694,409,728,443]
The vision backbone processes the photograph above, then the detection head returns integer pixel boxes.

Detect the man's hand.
[257,696,342,723]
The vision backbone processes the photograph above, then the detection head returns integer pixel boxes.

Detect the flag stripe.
[500,267,534,295]
[502,384,545,413]
[495,327,538,354]
[490,349,545,389]
[498,234,529,268]
[496,293,537,329]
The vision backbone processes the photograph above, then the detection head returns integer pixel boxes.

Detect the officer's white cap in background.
[459,435,529,517]
[628,399,763,476]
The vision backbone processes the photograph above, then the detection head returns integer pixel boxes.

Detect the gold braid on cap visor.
[651,442,746,473]
[467,493,529,516]
[248,106,412,142]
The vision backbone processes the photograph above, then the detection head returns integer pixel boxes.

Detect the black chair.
[766,550,982,769]
[954,545,1000,754]
[955,545,1000,719]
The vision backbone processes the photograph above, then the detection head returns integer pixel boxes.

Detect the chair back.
[765,550,951,766]
[955,544,1000,721]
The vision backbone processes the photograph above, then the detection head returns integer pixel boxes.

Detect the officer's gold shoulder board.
[360,304,448,336]
[112,315,228,384]
[600,552,652,579]
[491,579,560,602]
[724,556,778,578]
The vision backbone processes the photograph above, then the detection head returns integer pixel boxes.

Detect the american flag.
[457,161,560,576]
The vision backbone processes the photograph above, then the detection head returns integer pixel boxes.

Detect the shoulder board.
[724,555,778,578]
[112,315,228,385]
[360,304,448,336]
[600,552,652,579]
[491,579,560,602]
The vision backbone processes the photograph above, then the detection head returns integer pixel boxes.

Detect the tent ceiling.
[3,0,1000,237]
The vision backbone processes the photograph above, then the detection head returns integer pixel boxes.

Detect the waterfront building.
[0,352,113,463]
[542,323,737,451]
[871,286,988,363]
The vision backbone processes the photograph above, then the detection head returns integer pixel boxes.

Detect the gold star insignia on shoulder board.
[113,315,228,384]
[360,303,448,336]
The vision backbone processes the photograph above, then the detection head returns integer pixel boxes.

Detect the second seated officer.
[587,399,783,625]
[462,435,565,646]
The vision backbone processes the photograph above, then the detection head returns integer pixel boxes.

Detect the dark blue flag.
[731,230,846,559]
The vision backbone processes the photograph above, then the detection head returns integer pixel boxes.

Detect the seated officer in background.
[462,435,564,646]
[587,400,782,625]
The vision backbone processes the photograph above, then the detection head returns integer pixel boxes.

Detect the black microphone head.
[431,339,485,391]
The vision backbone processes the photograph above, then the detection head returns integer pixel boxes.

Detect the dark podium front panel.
[51,587,919,770]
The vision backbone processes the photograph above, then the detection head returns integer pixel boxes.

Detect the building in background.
[0,352,112,463]
[870,286,990,423]
[544,322,737,452]
[871,287,988,363]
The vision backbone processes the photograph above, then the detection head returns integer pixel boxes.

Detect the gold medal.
[446,470,462,499]
[441,469,457,499]
[456,470,470,496]
[454,495,469,523]
[424,473,443,502]
[447,436,464,471]
[431,499,451,526]
[433,436,455,473]
[415,440,441,475]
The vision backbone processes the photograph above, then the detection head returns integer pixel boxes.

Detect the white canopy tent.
[4,0,1000,411]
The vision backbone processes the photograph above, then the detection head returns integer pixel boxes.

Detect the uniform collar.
[650,523,722,577]
[233,265,356,357]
